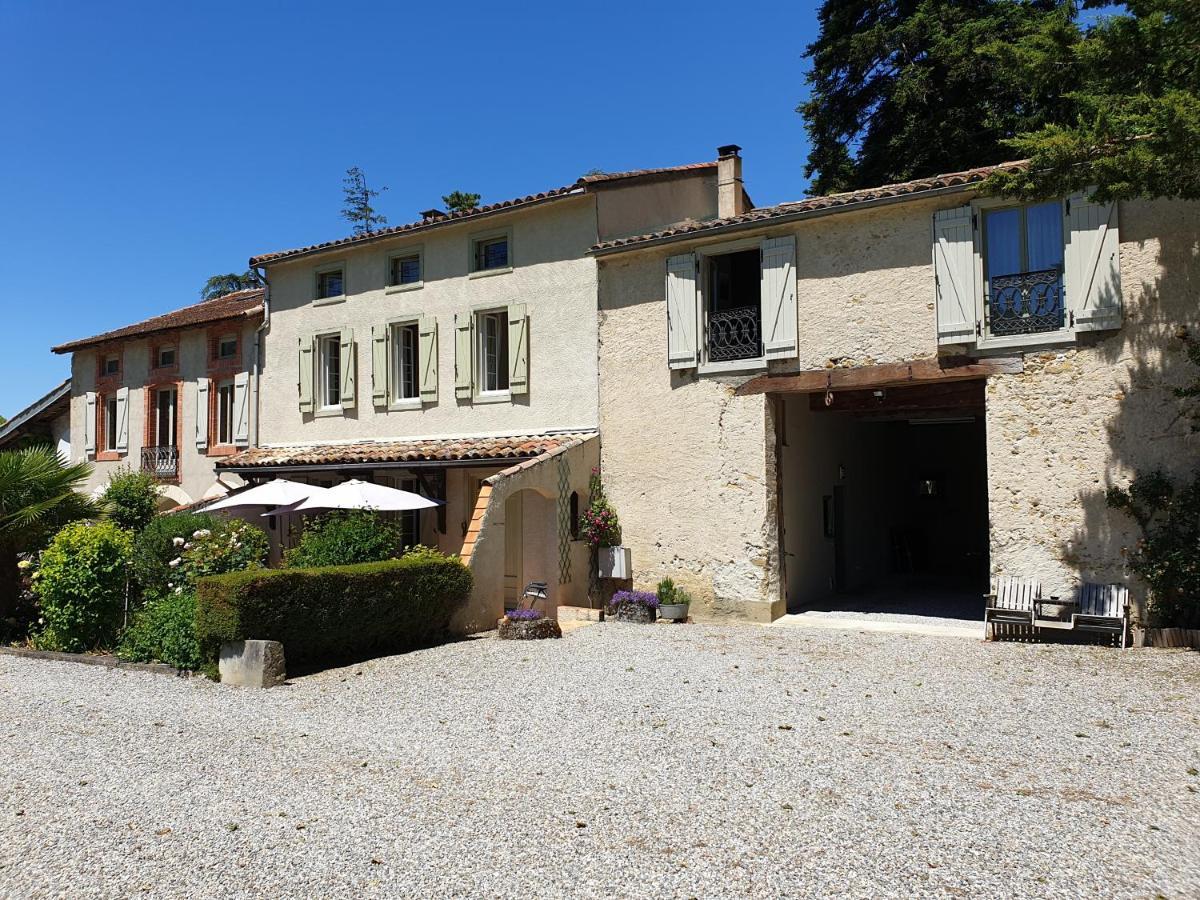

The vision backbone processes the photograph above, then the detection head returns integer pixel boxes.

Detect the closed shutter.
[371,323,389,405]
[339,328,356,409]
[760,235,797,359]
[419,315,438,403]
[84,392,96,455]
[1065,192,1122,332]
[233,372,250,446]
[298,337,314,413]
[666,254,699,368]
[115,386,129,451]
[507,303,528,396]
[454,313,473,399]
[932,205,978,345]
[195,377,210,450]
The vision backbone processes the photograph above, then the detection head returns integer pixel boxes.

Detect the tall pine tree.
[800,0,1082,195]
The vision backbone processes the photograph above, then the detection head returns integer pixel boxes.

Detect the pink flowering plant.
[579,467,622,548]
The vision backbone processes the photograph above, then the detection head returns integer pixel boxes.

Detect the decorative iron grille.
[707,305,762,361]
[987,268,1065,337]
[140,445,179,481]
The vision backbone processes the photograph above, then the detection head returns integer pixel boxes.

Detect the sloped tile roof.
[217,432,598,470]
[590,160,1030,253]
[52,289,264,354]
[249,161,718,267]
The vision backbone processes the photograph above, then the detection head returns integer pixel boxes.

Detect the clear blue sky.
[0,0,818,416]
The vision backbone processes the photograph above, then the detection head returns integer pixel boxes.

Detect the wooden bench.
[986,577,1130,647]
[984,576,1041,639]
[1066,582,1130,649]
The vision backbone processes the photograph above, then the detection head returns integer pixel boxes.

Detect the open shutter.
[298,337,314,413]
[454,313,473,399]
[760,235,797,359]
[1065,192,1121,332]
[666,254,699,368]
[195,378,210,450]
[83,392,96,455]
[507,303,528,396]
[115,386,129,451]
[233,372,250,446]
[419,315,438,403]
[932,206,978,345]
[371,324,389,406]
[339,328,356,409]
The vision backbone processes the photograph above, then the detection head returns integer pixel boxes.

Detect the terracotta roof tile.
[217,432,598,470]
[590,161,1030,253]
[53,289,264,354]
[249,160,718,267]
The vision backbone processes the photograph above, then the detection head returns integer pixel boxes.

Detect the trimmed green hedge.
[194,556,472,672]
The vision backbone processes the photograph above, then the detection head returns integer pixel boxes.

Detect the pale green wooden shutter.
[419,315,438,403]
[932,205,978,345]
[760,235,797,359]
[233,372,250,446]
[195,377,209,450]
[371,324,389,406]
[454,313,473,399]
[507,303,528,395]
[1065,192,1121,332]
[115,386,129,452]
[339,328,356,409]
[84,392,96,454]
[298,337,314,413]
[666,254,698,368]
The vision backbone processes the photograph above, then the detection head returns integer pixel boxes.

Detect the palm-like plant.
[0,446,99,620]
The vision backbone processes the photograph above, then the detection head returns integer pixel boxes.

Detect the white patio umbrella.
[203,478,330,512]
[290,478,440,513]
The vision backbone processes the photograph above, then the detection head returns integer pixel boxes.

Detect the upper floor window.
[155,346,176,368]
[983,202,1065,339]
[389,253,422,288]
[217,335,238,360]
[473,236,509,272]
[317,268,344,300]
[217,379,235,445]
[102,355,120,377]
[104,395,119,450]
[392,321,420,402]
[477,310,510,393]
[153,386,178,447]
[319,333,341,409]
[704,248,762,363]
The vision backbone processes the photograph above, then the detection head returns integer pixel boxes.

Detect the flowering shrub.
[130,512,219,604]
[609,590,658,610]
[578,468,622,548]
[505,608,545,621]
[167,519,269,596]
[32,520,134,652]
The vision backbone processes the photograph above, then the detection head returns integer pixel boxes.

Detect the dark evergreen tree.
[341,166,388,234]
[442,191,481,212]
[199,270,262,300]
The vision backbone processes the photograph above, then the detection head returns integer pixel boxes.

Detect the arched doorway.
[502,488,556,611]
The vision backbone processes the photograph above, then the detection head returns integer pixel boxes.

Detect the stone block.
[219,640,286,688]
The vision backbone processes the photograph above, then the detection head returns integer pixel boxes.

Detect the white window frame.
[317,332,342,412]
[217,334,239,360]
[154,386,178,448]
[474,308,510,399]
[695,236,767,375]
[972,196,1074,351]
[102,354,120,376]
[390,319,422,408]
[155,346,176,368]
[104,395,119,451]
[386,245,424,293]
[216,379,236,445]
[469,228,512,278]
[314,262,347,306]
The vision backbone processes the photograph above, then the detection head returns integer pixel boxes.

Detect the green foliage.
[100,466,160,533]
[579,468,622,548]
[195,553,473,671]
[1106,472,1200,628]
[656,576,692,606]
[32,521,133,652]
[986,1,1200,201]
[283,510,404,568]
[117,591,202,670]
[130,512,219,603]
[800,0,1082,195]
[341,166,388,235]
[442,190,481,212]
[168,519,269,594]
[200,270,262,300]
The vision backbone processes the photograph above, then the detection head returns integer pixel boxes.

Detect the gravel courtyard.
[2,623,1198,899]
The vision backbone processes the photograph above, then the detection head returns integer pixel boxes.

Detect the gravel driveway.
[1,623,1198,899]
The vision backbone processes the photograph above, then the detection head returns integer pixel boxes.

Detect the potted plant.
[607,589,657,623]
[656,577,691,623]
[579,468,629,578]
[497,608,562,640]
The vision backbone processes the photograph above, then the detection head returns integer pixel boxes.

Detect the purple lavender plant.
[505,608,545,621]
[609,590,659,610]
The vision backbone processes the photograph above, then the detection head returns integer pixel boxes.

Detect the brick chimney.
[717,144,746,218]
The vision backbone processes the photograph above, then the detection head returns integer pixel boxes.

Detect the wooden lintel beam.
[735,356,1023,397]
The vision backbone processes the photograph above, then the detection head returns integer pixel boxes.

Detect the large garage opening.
[778,379,989,624]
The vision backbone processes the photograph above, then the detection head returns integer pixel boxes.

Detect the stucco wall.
[258,197,601,446]
[594,173,719,244]
[67,322,257,505]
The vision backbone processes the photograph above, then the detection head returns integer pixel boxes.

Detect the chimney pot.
[717,144,742,158]
[420,208,443,222]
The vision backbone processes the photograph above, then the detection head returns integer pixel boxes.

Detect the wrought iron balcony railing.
[141,445,179,481]
[707,305,762,362]
[987,268,1065,337]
